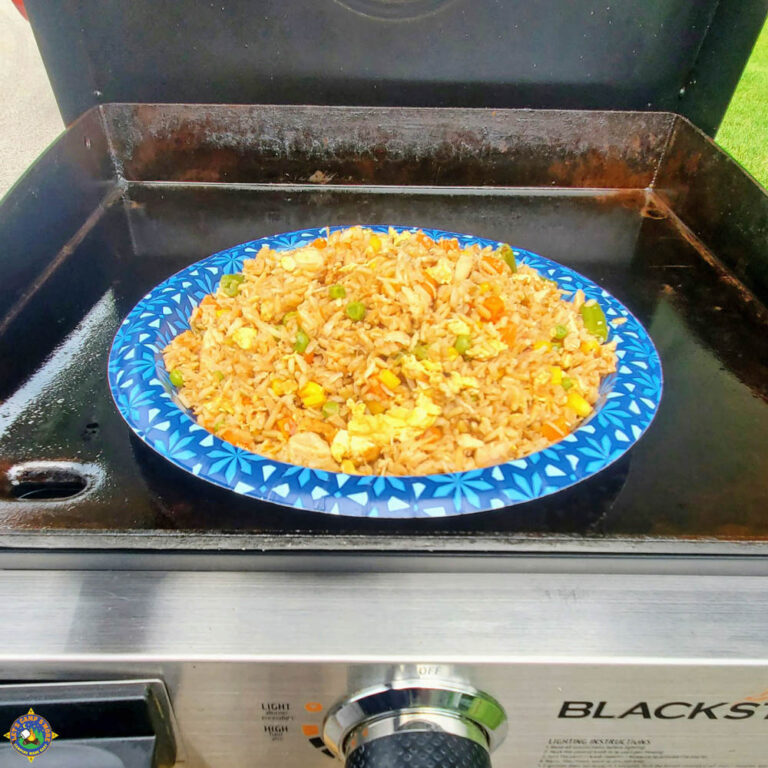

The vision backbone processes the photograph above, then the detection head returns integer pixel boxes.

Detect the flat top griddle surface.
[1,181,767,554]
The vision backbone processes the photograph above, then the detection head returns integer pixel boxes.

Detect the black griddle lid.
[24,0,768,136]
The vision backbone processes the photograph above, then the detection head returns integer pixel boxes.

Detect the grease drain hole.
[4,461,97,501]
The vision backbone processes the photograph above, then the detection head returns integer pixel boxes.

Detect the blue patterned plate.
[108,225,662,518]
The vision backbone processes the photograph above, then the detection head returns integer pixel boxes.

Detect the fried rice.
[163,227,618,475]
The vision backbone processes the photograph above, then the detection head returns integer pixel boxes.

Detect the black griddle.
[0,105,766,558]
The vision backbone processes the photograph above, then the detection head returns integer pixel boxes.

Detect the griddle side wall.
[655,116,768,305]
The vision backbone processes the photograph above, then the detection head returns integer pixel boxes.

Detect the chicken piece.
[286,431,336,471]
[454,251,473,282]
[474,441,512,467]
[293,247,326,276]
[457,434,485,450]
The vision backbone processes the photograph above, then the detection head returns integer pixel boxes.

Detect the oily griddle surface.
[0,184,767,551]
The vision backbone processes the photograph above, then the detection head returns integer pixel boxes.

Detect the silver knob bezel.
[322,680,507,759]
[346,711,489,754]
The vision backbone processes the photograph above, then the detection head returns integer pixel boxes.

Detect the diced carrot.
[482,254,506,274]
[540,418,569,442]
[440,237,460,251]
[481,295,505,323]
[278,418,297,437]
[302,417,336,442]
[312,238,327,248]
[304,352,315,364]
[415,231,434,247]
[367,378,388,399]
[218,427,255,450]
[422,426,444,442]
[200,295,220,308]
[500,324,517,345]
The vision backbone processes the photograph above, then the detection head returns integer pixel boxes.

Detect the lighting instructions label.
[532,694,768,768]
[537,737,768,768]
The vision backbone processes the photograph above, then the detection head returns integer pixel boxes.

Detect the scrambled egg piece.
[468,337,507,361]
[231,327,258,350]
[426,258,453,285]
[293,247,325,275]
[329,430,380,464]
[447,318,471,336]
[400,354,443,385]
[447,372,480,394]
[330,393,441,463]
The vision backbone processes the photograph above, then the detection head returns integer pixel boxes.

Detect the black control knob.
[346,730,491,768]
[324,684,505,767]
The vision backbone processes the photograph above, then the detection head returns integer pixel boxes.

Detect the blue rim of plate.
[108,225,663,519]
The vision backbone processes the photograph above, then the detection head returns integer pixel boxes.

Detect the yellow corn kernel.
[280,255,297,272]
[231,327,258,350]
[367,400,387,415]
[581,338,600,353]
[270,378,297,396]
[479,282,491,294]
[533,340,551,352]
[369,234,382,252]
[299,381,326,408]
[378,369,401,390]
[447,347,459,360]
[340,459,356,474]
[567,391,592,418]
[550,366,563,385]
[215,309,225,317]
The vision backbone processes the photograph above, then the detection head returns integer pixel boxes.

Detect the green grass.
[716,18,768,188]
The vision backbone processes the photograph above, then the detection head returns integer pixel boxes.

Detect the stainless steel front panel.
[1,569,767,767]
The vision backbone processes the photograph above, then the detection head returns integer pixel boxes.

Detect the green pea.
[294,329,310,354]
[220,273,245,297]
[328,284,347,300]
[498,244,517,273]
[562,377,574,390]
[322,401,340,419]
[553,324,569,340]
[454,334,472,356]
[281,310,298,325]
[214,370,225,382]
[413,343,429,361]
[169,369,184,388]
[345,301,366,322]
